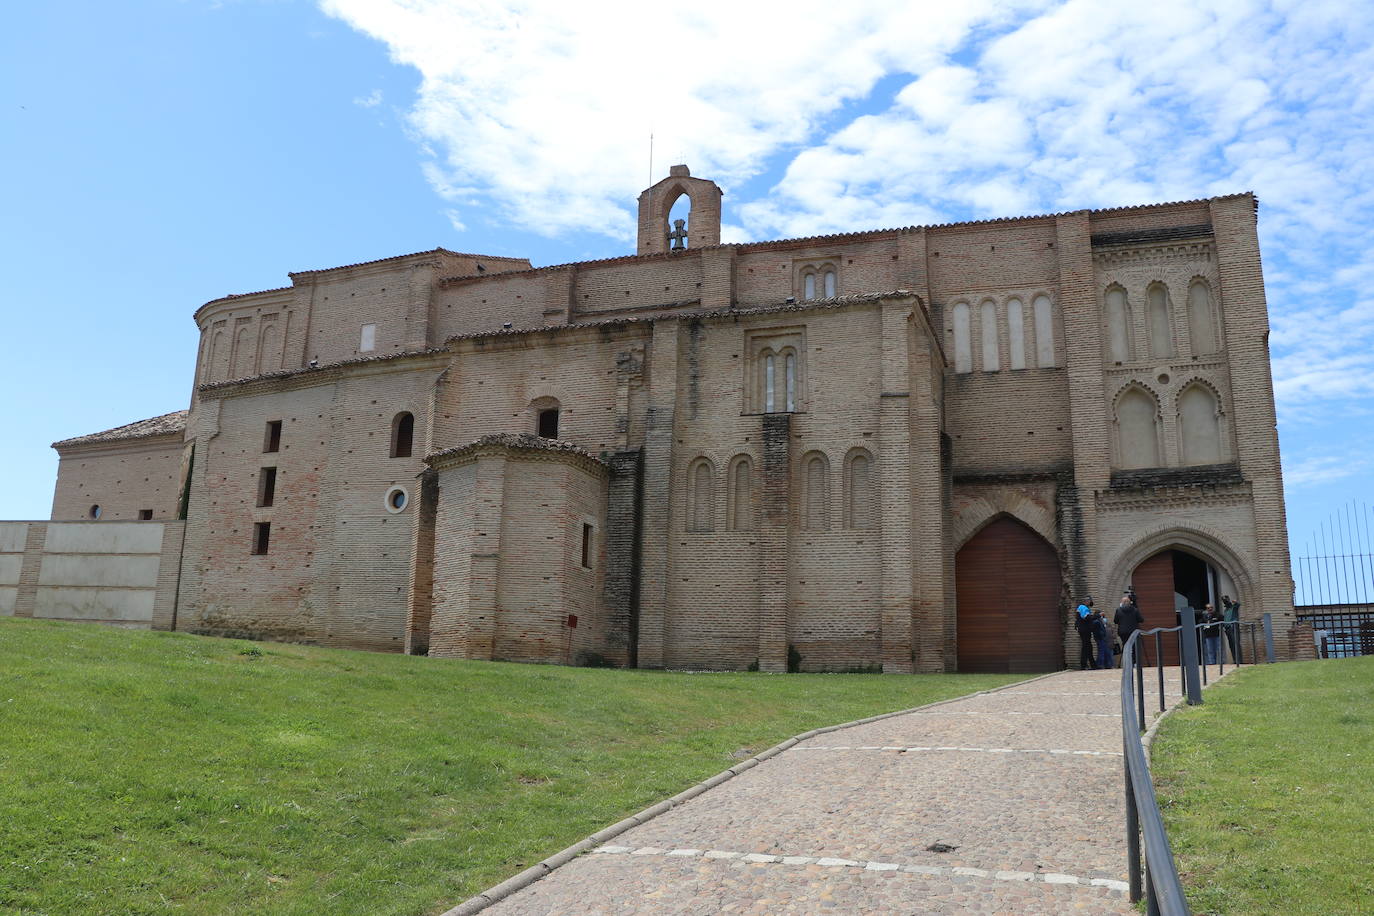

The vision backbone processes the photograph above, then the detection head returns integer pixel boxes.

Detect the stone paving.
[483,669,1189,914]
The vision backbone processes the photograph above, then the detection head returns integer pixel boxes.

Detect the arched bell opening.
[955,515,1063,673]
[666,191,691,250]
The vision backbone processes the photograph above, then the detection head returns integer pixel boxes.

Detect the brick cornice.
[425,434,610,477]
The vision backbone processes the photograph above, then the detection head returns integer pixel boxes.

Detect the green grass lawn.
[0,618,1025,915]
[1152,656,1374,915]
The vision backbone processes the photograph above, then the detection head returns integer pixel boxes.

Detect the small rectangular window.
[137,509,153,520]
[257,467,277,507]
[264,420,282,453]
[360,323,376,352]
[581,523,593,569]
[252,522,271,555]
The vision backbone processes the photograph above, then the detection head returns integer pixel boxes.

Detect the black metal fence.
[1295,605,1374,658]
[1293,500,1374,607]
[1120,611,1274,914]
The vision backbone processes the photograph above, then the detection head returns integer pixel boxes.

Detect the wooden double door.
[955,516,1063,673]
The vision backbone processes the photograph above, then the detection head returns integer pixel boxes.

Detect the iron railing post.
[1156,631,1165,713]
[1137,645,1146,726]
[1180,607,1203,705]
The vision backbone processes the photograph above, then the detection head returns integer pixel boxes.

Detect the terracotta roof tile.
[53,409,188,449]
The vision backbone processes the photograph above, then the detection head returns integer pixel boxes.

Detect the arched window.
[952,303,972,373]
[258,322,281,374]
[1178,384,1224,465]
[1147,282,1174,359]
[802,452,830,530]
[823,269,836,298]
[803,273,816,300]
[844,449,874,529]
[763,351,776,412]
[1006,298,1026,370]
[1115,387,1161,469]
[688,458,715,531]
[232,324,253,378]
[1105,285,1134,363]
[390,412,415,458]
[1188,279,1219,356]
[537,407,559,439]
[980,300,999,371]
[204,329,224,383]
[727,456,755,531]
[784,351,797,412]
[1032,294,1056,368]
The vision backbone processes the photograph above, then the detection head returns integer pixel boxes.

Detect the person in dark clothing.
[1202,603,1223,664]
[1114,593,1144,655]
[1092,608,1114,670]
[1076,599,1095,669]
[1222,595,1242,663]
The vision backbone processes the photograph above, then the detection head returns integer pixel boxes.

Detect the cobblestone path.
[484,670,1187,915]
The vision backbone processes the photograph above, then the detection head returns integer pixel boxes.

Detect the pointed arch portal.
[956,516,1062,673]
[1129,547,1240,665]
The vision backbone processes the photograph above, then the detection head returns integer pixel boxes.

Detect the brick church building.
[41,166,1294,671]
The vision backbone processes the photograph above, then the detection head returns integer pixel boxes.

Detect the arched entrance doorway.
[1129,548,1240,664]
[956,516,1062,672]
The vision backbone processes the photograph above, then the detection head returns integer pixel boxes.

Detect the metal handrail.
[1121,626,1191,915]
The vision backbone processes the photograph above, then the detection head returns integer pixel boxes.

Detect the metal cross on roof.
[668,218,688,250]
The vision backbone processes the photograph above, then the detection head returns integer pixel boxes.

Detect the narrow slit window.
[803,273,816,300]
[823,269,836,298]
[360,323,376,353]
[264,420,282,453]
[257,467,277,507]
[581,523,593,568]
[252,522,271,555]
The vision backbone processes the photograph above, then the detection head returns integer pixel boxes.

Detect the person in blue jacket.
[1076,598,1095,669]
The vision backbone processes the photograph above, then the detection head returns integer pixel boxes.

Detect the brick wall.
[51,185,1297,668]
[51,435,185,521]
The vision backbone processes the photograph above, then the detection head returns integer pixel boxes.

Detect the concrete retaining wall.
[0,521,185,628]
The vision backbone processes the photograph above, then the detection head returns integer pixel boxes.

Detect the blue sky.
[3,0,1371,602]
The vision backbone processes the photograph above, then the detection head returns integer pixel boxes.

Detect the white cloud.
[353,88,383,108]
[319,0,1374,422]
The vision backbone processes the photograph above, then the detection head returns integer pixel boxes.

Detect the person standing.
[1202,603,1223,665]
[1076,599,1096,669]
[1093,607,1114,671]
[1114,593,1144,657]
[1222,595,1242,663]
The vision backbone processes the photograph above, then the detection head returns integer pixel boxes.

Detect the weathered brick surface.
[44,173,1296,667]
[51,435,184,522]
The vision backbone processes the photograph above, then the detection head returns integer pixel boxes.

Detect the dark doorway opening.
[1131,549,1224,664]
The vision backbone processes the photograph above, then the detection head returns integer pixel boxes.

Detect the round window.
[384,487,408,513]
[89,505,102,519]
